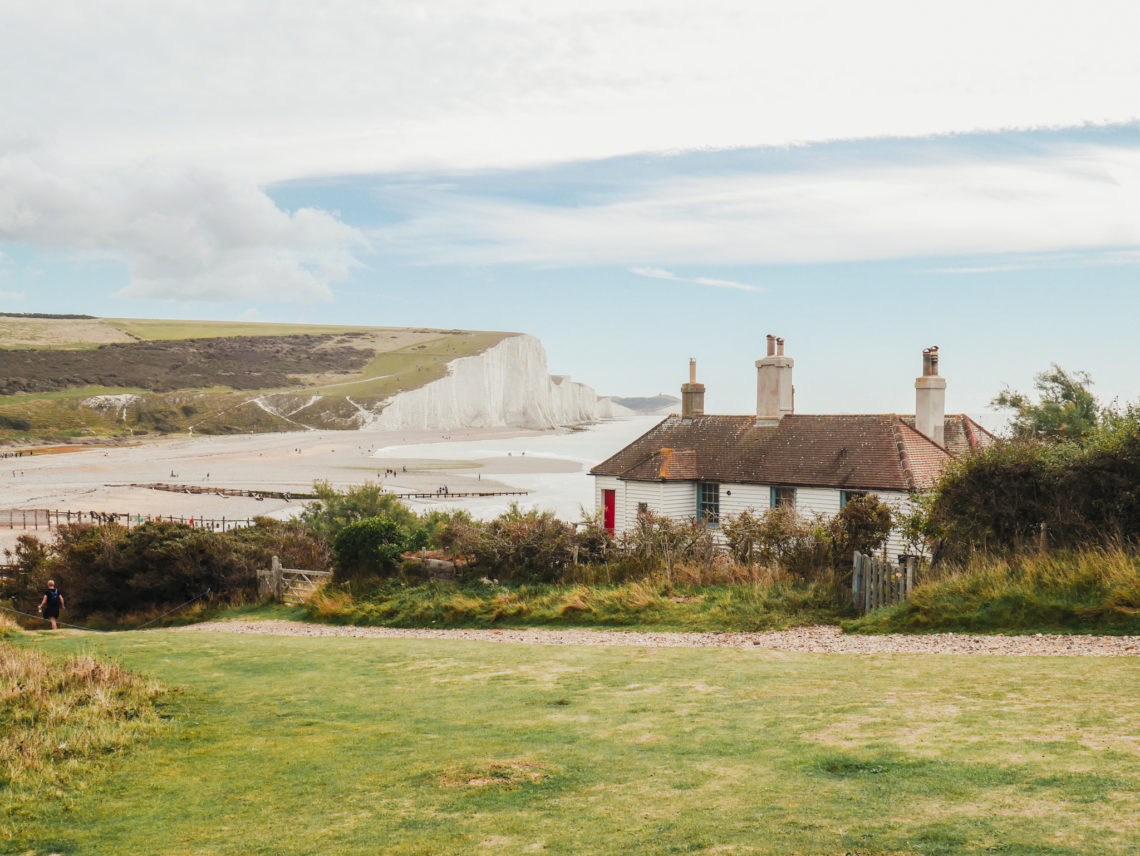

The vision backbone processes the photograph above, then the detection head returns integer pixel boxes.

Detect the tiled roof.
[591,413,965,491]
[899,414,996,456]
[622,448,699,480]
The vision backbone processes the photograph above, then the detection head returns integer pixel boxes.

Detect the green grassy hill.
[0,315,512,443]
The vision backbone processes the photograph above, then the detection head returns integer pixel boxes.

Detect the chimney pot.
[756,335,794,421]
[915,346,947,445]
[681,358,705,419]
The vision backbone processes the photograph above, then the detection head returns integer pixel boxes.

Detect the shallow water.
[371,415,662,521]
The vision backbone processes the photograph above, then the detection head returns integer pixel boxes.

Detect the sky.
[3,1,1140,422]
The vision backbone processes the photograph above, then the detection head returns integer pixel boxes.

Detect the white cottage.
[589,337,994,561]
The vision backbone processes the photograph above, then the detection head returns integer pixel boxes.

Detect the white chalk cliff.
[371,334,626,431]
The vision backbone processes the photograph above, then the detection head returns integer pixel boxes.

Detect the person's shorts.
[43,607,59,619]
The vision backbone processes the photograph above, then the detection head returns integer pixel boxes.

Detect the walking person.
[38,580,64,631]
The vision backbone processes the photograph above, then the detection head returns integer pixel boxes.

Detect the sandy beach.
[0,416,661,551]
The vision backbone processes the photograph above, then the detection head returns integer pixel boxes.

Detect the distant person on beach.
[38,581,64,630]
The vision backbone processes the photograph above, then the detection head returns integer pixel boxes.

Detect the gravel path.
[183,619,1140,657]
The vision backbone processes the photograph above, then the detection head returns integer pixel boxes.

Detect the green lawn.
[9,629,1140,855]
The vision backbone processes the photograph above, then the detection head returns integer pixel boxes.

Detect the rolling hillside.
[0,315,519,442]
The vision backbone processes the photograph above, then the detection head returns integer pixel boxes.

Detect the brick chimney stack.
[681,358,705,420]
[756,335,794,423]
[914,346,946,446]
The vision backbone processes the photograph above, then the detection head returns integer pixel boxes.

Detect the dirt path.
[182,619,1140,656]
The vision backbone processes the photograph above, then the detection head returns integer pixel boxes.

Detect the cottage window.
[840,490,867,509]
[637,502,649,517]
[770,486,796,509]
[698,483,720,527]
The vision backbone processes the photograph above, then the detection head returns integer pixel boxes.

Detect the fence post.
[906,556,916,599]
[272,555,283,602]
[851,552,861,608]
[864,555,872,613]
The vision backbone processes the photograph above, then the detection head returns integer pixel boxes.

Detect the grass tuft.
[302,578,849,631]
[1,640,164,836]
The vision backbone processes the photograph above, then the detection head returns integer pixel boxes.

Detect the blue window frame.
[770,486,795,509]
[840,490,867,509]
[698,482,720,527]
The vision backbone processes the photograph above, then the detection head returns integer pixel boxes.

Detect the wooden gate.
[851,552,915,613]
[258,556,332,604]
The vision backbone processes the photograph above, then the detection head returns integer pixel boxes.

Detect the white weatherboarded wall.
[596,476,917,560]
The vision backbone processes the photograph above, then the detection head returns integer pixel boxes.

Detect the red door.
[603,489,616,534]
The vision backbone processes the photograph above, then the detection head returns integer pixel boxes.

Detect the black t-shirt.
[44,588,61,607]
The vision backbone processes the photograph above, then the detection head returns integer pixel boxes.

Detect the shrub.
[36,518,315,622]
[332,516,423,581]
[300,481,424,541]
[451,505,576,583]
[827,495,893,569]
[228,517,331,573]
[0,535,50,614]
[572,511,617,565]
[929,409,1140,561]
[620,511,716,584]
[419,508,473,550]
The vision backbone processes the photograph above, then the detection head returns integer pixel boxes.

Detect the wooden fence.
[112,483,317,501]
[257,556,332,605]
[0,508,257,532]
[851,551,916,613]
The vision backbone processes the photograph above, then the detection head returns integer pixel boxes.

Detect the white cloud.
[0,155,366,303]
[2,2,1139,181]
[0,290,27,302]
[629,267,761,292]
[378,144,1140,266]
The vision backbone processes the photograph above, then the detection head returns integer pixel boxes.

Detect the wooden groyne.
[392,490,529,499]
[108,483,318,500]
[111,483,529,501]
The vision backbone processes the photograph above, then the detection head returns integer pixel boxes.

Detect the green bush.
[332,516,423,581]
[929,408,1140,561]
[9,518,324,623]
[300,481,424,542]
[0,534,51,613]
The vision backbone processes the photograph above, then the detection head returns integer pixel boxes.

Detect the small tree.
[828,494,893,566]
[301,481,422,541]
[992,364,1100,443]
[332,516,423,581]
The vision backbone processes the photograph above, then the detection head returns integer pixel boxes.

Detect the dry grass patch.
[0,317,136,348]
[441,759,552,789]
